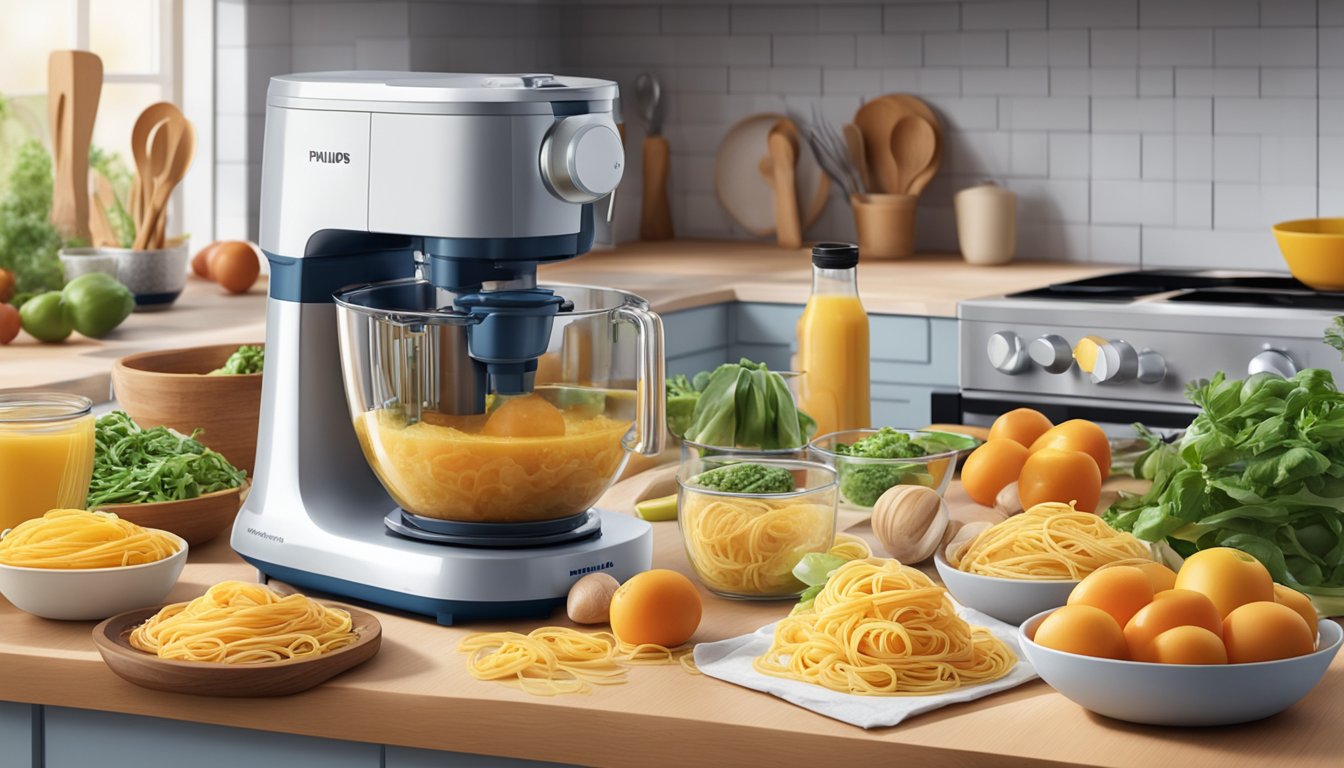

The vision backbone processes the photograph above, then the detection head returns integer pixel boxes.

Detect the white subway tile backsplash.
[1092,98,1173,132]
[1175,134,1214,179]
[1139,68,1174,96]
[1088,68,1138,96]
[1260,137,1318,185]
[672,35,771,66]
[1212,184,1264,229]
[949,131,1013,174]
[915,67,963,94]
[1007,179,1091,223]
[1261,68,1317,97]
[1049,68,1090,95]
[1175,68,1259,97]
[1321,99,1344,134]
[1174,97,1213,133]
[962,1,1046,31]
[1324,0,1344,26]
[1090,29,1139,66]
[215,46,247,117]
[409,3,512,38]
[245,2,290,47]
[1140,0,1258,28]
[924,32,1008,67]
[1009,30,1087,67]
[730,67,821,94]
[1213,135,1261,182]
[856,34,924,67]
[1174,181,1213,227]
[772,35,856,67]
[1320,137,1344,187]
[1092,180,1173,225]
[731,5,816,34]
[819,5,882,33]
[1139,29,1213,67]
[1143,134,1175,179]
[1263,0,1317,27]
[1091,134,1141,179]
[1089,225,1141,265]
[661,5,730,35]
[1214,28,1317,67]
[673,67,729,93]
[962,67,1048,96]
[924,96,999,130]
[217,1,246,48]
[1000,97,1089,130]
[1142,228,1282,271]
[1322,29,1344,67]
[1049,0,1136,30]
[354,38,410,70]
[292,2,407,45]
[1048,133,1090,178]
[885,3,960,33]
[1214,97,1315,135]
[822,68,884,95]
[1011,132,1049,176]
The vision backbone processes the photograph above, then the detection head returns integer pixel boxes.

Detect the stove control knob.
[1248,348,1297,379]
[1137,348,1166,384]
[1091,340,1139,384]
[540,116,625,204]
[987,331,1030,375]
[1029,334,1073,374]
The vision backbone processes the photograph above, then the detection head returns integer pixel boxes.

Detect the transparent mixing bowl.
[335,279,664,523]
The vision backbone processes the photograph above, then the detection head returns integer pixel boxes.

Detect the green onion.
[86,411,246,507]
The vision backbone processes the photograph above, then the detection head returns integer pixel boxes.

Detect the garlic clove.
[871,485,949,564]
[566,572,620,625]
[995,481,1024,517]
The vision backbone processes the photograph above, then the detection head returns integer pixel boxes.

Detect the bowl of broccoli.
[809,427,968,510]
[676,457,839,599]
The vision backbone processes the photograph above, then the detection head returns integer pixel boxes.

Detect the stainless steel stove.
[954,270,1344,432]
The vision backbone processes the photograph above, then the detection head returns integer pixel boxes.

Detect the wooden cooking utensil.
[715,112,830,237]
[892,115,937,195]
[48,50,103,243]
[129,102,184,240]
[842,122,871,194]
[135,116,195,250]
[853,94,943,195]
[767,120,802,249]
[641,135,673,240]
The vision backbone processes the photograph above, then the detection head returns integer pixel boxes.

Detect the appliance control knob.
[1091,340,1139,384]
[1248,347,1298,378]
[1137,348,1167,384]
[540,116,625,204]
[987,331,1031,375]
[1029,334,1073,374]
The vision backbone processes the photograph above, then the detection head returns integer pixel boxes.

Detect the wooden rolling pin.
[48,50,102,243]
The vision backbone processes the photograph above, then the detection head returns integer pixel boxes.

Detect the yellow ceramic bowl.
[1273,218,1344,291]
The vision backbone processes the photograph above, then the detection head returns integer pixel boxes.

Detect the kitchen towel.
[693,604,1038,729]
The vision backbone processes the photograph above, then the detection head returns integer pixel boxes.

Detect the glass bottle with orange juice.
[0,393,96,530]
[796,243,870,437]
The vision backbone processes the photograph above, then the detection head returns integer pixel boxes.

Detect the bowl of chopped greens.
[112,343,264,474]
[676,457,838,599]
[86,411,248,546]
[809,427,972,510]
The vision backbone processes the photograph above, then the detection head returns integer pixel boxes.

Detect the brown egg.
[191,242,219,278]
[208,241,261,294]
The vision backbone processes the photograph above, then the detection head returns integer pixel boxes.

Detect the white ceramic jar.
[954,182,1017,266]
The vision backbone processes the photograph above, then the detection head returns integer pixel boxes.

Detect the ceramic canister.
[954,182,1017,266]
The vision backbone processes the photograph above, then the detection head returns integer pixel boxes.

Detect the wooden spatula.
[767,119,802,249]
[892,115,937,196]
[48,51,102,243]
[129,102,183,239]
[135,116,195,249]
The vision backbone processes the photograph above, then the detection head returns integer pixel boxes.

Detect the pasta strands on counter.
[459,629,698,695]
[954,502,1154,580]
[129,581,357,664]
[753,559,1016,696]
[0,509,179,569]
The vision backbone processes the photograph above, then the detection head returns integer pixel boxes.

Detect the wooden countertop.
[1,241,1118,396]
[2,480,1340,768]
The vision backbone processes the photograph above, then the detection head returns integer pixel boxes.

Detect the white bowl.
[59,247,120,280]
[112,243,190,311]
[933,552,1076,625]
[1020,609,1343,726]
[0,533,187,620]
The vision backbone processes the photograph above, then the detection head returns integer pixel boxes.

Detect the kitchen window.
[0,0,213,243]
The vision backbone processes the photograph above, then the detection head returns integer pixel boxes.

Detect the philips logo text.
[247,527,284,544]
[309,150,351,164]
[569,561,614,577]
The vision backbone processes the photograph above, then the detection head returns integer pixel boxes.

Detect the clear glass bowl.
[678,438,809,464]
[677,456,837,600]
[0,393,95,531]
[808,428,962,510]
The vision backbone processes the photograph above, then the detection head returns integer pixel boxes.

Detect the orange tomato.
[960,439,1030,507]
[481,394,566,437]
[1068,566,1154,628]
[1098,560,1178,593]
[1273,583,1318,634]
[988,408,1053,448]
[1222,601,1315,663]
[1173,547,1275,618]
[1017,448,1102,513]
[1144,625,1227,665]
[1123,589,1223,659]
[1030,420,1112,480]
[0,303,18,345]
[608,569,703,647]
[1033,605,1128,660]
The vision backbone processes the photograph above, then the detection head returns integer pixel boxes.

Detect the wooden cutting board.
[48,50,103,242]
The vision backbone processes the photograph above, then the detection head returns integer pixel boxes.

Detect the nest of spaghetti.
[753,558,1016,696]
[951,502,1156,580]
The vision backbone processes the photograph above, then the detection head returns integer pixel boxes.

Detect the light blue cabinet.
[662,302,958,428]
[386,746,571,767]
[0,703,34,768]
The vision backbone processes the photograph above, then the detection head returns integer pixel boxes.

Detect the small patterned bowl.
[59,247,119,281]
[112,244,190,311]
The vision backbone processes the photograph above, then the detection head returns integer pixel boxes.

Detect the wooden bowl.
[112,343,263,475]
[96,483,247,547]
[92,602,382,697]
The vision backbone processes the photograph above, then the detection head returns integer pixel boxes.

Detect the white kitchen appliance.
[231,72,664,625]
[954,270,1344,432]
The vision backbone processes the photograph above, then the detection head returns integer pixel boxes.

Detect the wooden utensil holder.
[851,193,917,259]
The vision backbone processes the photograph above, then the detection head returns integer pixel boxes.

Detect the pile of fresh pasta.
[0,509,179,569]
[951,502,1155,580]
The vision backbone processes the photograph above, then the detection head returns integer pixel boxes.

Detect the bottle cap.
[811,242,859,269]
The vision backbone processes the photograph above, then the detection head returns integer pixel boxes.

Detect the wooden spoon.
[48,51,102,243]
[891,115,937,196]
[842,122,871,194]
[134,117,195,250]
[129,102,183,235]
[767,120,802,249]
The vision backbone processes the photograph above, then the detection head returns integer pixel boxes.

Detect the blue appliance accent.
[266,248,416,303]
[240,554,564,626]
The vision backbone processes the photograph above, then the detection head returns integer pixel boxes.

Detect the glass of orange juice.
[0,393,96,531]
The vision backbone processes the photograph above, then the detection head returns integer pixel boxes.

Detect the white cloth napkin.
[693,604,1039,729]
